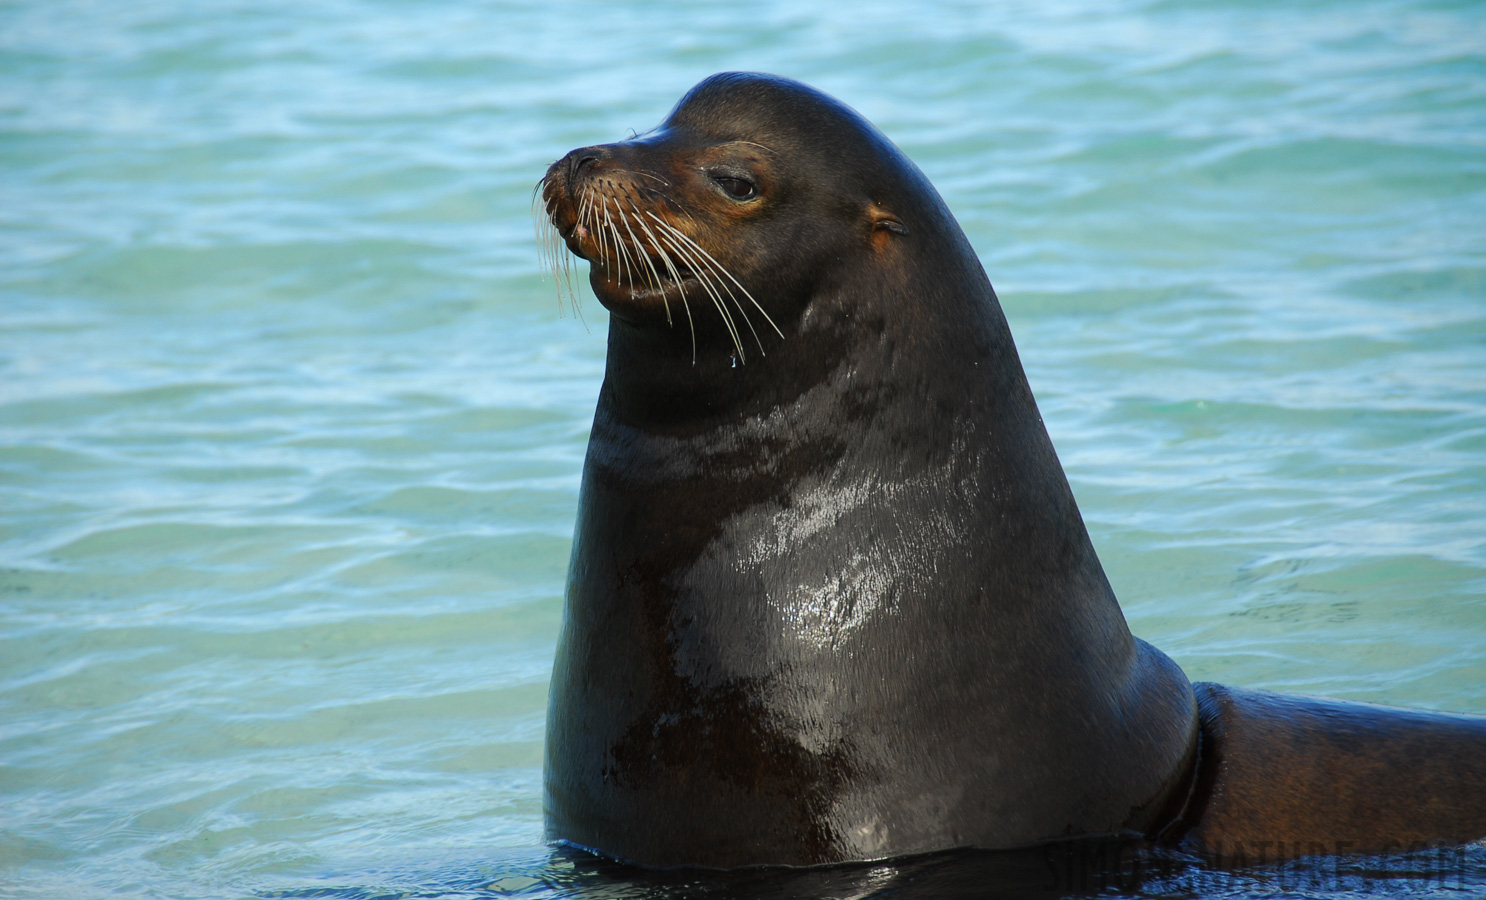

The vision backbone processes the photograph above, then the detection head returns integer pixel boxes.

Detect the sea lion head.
[537,73,966,372]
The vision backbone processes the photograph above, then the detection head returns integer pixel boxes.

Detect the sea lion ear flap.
[868,202,909,250]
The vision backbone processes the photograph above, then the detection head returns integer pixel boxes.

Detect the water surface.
[2,1,1483,897]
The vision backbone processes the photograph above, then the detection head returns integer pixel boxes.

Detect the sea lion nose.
[567,145,612,182]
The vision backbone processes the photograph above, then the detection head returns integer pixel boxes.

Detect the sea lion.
[535,72,1486,869]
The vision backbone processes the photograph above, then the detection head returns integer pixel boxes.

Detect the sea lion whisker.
[668,248,744,364]
[652,223,761,357]
[614,183,664,285]
[570,191,588,276]
[730,140,776,154]
[557,218,577,308]
[649,233,702,362]
[627,198,694,333]
[599,193,634,288]
[606,200,640,289]
[609,199,647,293]
[589,190,611,275]
[597,193,633,285]
[579,187,603,268]
[533,179,580,317]
[648,217,769,354]
[693,265,757,360]
[635,214,697,362]
[575,187,591,237]
[532,181,554,279]
[545,196,574,307]
[614,203,658,291]
[616,203,672,325]
[557,187,588,326]
[649,214,783,341]
[531,186,551,279]
[573,189,594,274]
[611,199,641,289]
[530,180,547,256]
[655,229,746,362]
[632,169,672,188]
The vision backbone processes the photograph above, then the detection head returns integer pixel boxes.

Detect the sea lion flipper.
[1173,683,1486,856]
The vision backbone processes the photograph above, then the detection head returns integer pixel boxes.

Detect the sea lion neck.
[597,304,851,431]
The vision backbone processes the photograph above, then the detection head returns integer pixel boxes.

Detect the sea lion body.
[537,72,1486,868]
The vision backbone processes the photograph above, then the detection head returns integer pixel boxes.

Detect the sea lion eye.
[712,175,758,201]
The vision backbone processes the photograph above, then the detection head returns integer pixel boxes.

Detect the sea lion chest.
[546,385,1002,864]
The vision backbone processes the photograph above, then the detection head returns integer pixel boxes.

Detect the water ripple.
[2,0,1484,897]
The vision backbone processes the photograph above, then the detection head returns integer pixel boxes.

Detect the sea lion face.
[537,73,914,363]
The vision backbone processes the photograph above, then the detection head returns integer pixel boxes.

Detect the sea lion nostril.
[569,146,609,181]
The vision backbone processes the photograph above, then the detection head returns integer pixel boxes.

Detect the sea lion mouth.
[534,169,781,364]
[590,252,701,302]
[558,208,705,311]
[564,220,699,288]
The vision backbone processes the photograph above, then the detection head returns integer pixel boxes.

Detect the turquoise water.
[2,1,1484,897]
